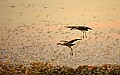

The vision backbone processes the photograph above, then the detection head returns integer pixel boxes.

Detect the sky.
[1,0,120,28]
[0,0,120,68]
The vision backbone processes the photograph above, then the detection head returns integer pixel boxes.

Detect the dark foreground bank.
[0,61,120,75]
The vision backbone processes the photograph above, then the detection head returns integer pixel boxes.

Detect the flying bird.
[57,39,82,55]
[65,26,92,38]
[10,5,16,8]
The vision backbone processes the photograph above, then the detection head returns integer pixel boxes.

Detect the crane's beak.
[57,43,61,47]
[56,43,59,47]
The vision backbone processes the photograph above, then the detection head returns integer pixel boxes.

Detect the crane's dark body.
[57,39,81,55]
[65,26,92,38]
[66,26,92,31]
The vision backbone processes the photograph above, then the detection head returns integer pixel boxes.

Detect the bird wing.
[79,26,92,30]
[65,26,92,30]
[65,26,81,30]
[60,40,68,42]
[88,27,92,30]
[68,39,82,43]
[65,26,78,29]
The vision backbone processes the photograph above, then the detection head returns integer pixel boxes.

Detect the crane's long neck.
[57,43,64,45]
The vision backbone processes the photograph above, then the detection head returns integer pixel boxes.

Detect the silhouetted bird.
[57,39,82,55]
[10,5,15,8]
[65,26,92,38]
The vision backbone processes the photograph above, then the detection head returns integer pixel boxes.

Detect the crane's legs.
[70,47,73,55]
[83,31,87,38]
[85,32,87,38]
[83,32,84,39]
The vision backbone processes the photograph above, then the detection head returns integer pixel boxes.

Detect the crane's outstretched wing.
[65,26,80,30]
[65,26,78,28]
[82,26,92,30]
[60,40,68,42]
[65,26,92,30]
[68,39,82,43]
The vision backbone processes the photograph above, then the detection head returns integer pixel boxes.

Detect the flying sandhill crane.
[57,39,82,55]
[65,26,92,38]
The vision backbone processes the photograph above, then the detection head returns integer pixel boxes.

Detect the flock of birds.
[1,0,120,67]
[0,24,120,68]
[57,26,92,55]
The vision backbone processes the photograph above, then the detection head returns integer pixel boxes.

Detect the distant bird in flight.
[57,39,82,55]
[65,26,92,38]
[10,5,15,8]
